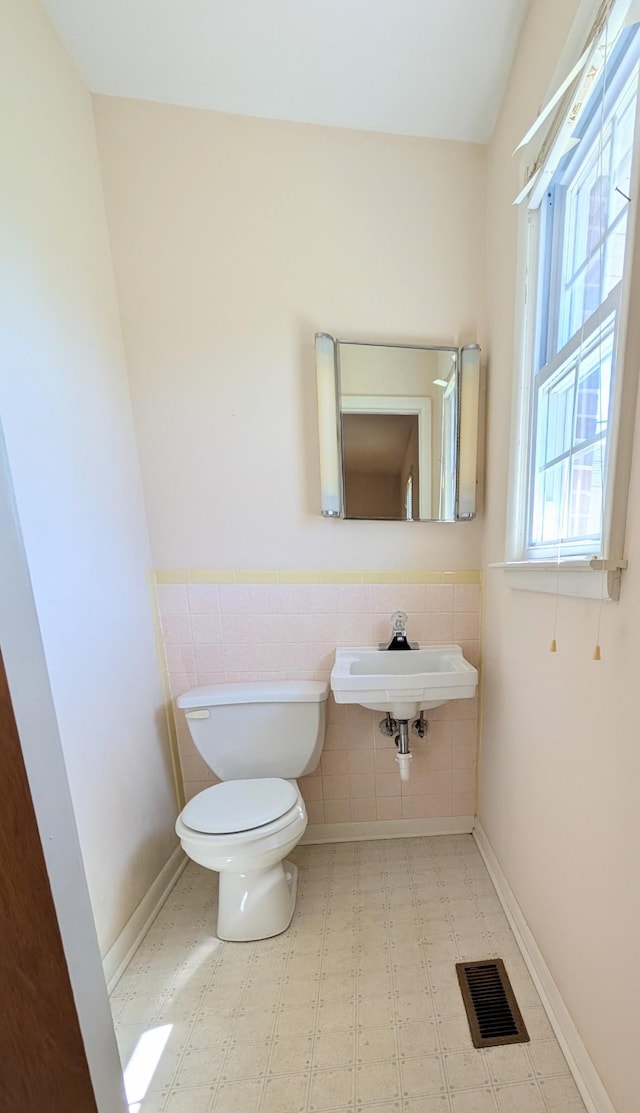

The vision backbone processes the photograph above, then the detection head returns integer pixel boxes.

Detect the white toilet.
[175,680,328,942]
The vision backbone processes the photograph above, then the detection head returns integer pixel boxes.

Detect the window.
[525,21,640,562]
[404,472,413,521]
[500,1,640,598]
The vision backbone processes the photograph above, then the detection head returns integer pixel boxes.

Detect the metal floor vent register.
[456,959,530,1048]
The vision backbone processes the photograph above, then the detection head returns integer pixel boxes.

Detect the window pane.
[560,156,611,347]
[530,312,615,552]
[556,64,639,351]
[531,459,569,546]
[567,441,605,540]
[575,348,612,445]
[531,442,604,548]
[603,214,628,298]
[609,73,637,221]
[541,367,575,464]
[405,473,413,521]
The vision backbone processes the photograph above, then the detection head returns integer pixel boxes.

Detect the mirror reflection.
[337,342,458,521]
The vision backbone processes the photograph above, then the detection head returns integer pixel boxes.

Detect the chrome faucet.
[386,610,414,651]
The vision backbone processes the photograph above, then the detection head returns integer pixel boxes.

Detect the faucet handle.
[391,610,408,634]
[386,610,412,650]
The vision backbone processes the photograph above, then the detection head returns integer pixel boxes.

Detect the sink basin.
[330,645,478,719]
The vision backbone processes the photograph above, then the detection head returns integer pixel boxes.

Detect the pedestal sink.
[330,645,477,720]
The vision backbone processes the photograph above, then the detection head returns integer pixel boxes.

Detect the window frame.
[499,3,640,600]
[527,289,619,561]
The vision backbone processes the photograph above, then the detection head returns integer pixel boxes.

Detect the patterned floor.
[110,835,587,1113]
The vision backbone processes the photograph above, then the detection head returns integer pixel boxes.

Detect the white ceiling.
[41,0,531,143]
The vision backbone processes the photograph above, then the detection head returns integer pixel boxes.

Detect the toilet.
[174,680,328,941]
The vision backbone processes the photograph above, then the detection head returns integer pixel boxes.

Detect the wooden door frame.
[0,649,102,1112]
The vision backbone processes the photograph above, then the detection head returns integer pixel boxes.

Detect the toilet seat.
[180,777,298,835]
[175,781,308,942]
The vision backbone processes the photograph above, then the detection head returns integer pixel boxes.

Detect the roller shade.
[512,0,636,206]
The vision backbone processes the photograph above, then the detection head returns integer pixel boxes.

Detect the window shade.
[512,0,633,205]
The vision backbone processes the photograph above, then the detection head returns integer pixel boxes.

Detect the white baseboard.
[473,822,617,1113]
[103,846,187,994]
[303,815,475,844]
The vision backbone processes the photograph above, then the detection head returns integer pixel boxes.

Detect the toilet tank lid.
[176,680,329,710]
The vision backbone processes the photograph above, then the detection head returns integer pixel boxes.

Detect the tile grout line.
[139,878,224,1109]
[303,844,334,1113]
[452,850,501,1109]
[374,847,402,1110]
[417,849,444,1112]
[181,887,230,1110]
[202,932,257,1111]
[247,926,293,1113]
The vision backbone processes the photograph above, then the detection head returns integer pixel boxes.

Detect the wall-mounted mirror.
[315,335,481,521]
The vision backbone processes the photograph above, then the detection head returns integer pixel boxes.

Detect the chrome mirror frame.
[457,343,482,520]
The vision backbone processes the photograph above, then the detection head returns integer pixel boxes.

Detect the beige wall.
[339,343,454,396]
[0,0,177,955]
[93,99,486,836]
[93,97,486,570]
[482,3,640,1111]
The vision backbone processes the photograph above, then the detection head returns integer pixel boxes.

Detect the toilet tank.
[176,680,328,781]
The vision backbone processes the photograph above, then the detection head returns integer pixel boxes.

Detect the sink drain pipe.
[379,714,429,782]
[395,720,412,781]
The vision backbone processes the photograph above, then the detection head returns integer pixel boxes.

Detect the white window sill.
[489,559,627,600]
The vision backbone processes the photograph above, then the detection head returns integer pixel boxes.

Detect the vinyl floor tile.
[111,836,587,1113]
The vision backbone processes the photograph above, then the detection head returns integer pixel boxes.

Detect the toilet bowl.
[174,680,328,941]
[176,778,307,941]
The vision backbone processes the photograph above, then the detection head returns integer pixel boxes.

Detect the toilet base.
[217,859,298,942]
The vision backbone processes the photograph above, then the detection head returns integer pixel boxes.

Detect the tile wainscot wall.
[153,572,481,827]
